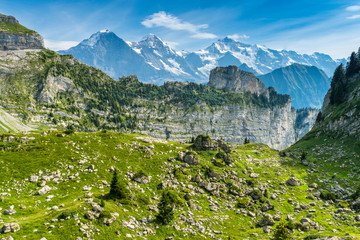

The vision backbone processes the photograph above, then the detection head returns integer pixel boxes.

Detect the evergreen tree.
[110,170,130,200]
[346,52,359,76]
[244,138,250,144]
[156,190,175,225]
[273,222,291,240]
[330,64,346,104]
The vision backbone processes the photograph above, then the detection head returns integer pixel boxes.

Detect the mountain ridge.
[58,31,346,86]
[258,63,330,109]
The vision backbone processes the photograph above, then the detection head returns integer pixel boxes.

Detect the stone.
[29,175,39,182]
[1,223,20,233]
[286,177,302,186]
[37,185,51,195]
[193,135,217,150]
[183,152,200,165]
[250,173,259,178]
[263,225,273,233]
[258,214,275,227]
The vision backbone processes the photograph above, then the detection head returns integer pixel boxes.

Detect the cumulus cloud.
[346,5,360,11]
[44,39,79,51]
[142,11,217,39]
[347,14,360,20]
[227,34,250,40]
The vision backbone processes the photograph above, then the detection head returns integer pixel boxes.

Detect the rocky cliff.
[0,14,44,50]
[0,50,315,149]
[208,66,269,97]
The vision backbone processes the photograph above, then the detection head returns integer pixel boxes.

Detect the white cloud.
[227,34,250,40]
[142,11,217,39]
[44,39,79,51]
[346,5,360,11]
[347,14,360,19]
[164,41,179,48]
[191,32,218,39]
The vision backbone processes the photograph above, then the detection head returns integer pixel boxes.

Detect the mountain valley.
[0,13,359,240]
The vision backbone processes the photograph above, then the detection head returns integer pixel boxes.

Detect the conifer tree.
[156,190,175,225]
[110,170,130,200]
[330,64,346,104]
[346,52,358,76]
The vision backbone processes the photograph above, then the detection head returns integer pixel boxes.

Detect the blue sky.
[1,0,360,58]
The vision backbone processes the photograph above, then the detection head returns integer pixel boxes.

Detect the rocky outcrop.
[0,14,44,50]
[209,66,269,98]
[136,98,315,149]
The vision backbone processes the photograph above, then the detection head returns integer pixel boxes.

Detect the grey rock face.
[209,66,269,98]
[0,15,19,24]
[0,32,44,50]
[136,99,315,149]
[0,15,44,50]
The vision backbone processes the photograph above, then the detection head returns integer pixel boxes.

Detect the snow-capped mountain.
[58,31,346,85]
[196,37,345,77]
[59,31,202,84]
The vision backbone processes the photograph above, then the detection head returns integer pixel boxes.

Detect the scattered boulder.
[216,139,232,154]
[1,223,20,233]
[183,152,200,165]
[193,135,217,151]
[286,176,302,186]
[37,185,51,195]
[258,214,275,227]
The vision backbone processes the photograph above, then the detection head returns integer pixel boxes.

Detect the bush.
[100,199,105,208]
[133,170,147,179]
[110,170,130,200]
[59,210,76,219]
[320,190,338,201]
[135,193,150,207]
[156,189,175,225]
[98,210,112,220]
[338,201,349,208]
[273,221,291,240]
[236,197,250,208]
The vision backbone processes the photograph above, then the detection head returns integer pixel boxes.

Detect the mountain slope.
[287,48,360,207]
[258,64,330,109]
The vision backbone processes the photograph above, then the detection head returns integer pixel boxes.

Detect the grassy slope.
[0,131,359,239]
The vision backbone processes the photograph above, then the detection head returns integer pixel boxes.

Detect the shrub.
[273,221,291,240]
[136,193,150,207]
[320,190,337,201]
[100,199,105,208]
[338,201,349,208]
[110,170,130,200]
[236,197,250,208]
[59,210,76,219]
[156,189,175,225]
[98,210,112,220]
[133,170,147,179]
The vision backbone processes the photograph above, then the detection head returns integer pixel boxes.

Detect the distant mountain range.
[59,30,346,85]
[258,64,330,109]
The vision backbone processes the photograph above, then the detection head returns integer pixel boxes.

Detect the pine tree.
[244,138,250,144]
[110,170,130,200]
[156,190,175,225]
[346,52,359,76]
[330,64,346,104]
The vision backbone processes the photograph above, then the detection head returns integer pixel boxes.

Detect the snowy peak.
[79,29,117,48]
